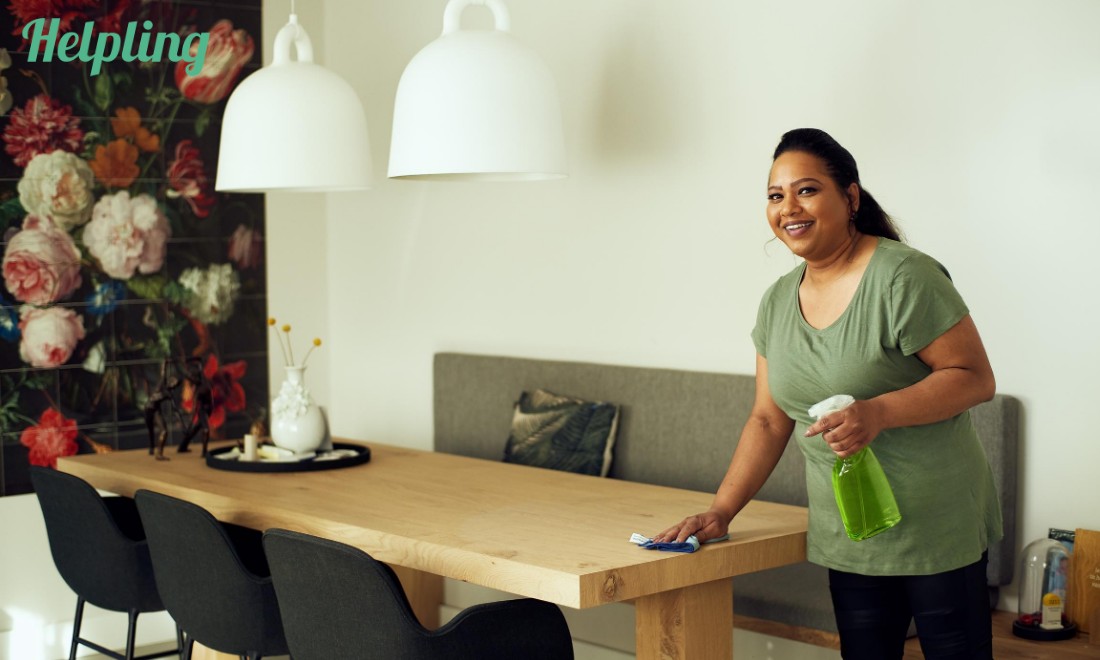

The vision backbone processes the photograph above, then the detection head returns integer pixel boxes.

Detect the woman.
[655,128,1001,659]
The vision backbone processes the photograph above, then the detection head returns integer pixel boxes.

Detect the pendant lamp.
[216,8,372,192]
[388,0,566,181]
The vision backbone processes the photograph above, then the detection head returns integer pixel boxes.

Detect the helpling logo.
[21,18,209,76]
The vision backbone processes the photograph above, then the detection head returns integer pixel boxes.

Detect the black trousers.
[828,552,993,660]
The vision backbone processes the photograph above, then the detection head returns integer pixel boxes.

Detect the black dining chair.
[29,466,182,660]
[262,528,575,660]
[134,489,289,660]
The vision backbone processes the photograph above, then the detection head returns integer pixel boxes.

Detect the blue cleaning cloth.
[629,532,731,553]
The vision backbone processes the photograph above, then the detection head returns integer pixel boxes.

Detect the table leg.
[189,643,235,659]
[635,578,733,660]
[389,564,444,629]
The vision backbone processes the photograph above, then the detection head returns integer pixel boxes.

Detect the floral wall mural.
[0,1,267,495]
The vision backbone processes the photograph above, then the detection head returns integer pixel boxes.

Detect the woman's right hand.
[652,509,732,544]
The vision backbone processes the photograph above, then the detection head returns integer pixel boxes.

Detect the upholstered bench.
[433,352,1019,646]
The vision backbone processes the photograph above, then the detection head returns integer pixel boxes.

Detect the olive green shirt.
[751,238,1002,575]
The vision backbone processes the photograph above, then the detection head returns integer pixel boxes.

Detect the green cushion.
[503,389,619,476]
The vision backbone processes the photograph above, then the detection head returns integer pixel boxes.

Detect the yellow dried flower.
[269,318,323,367]
[301,336,322,366]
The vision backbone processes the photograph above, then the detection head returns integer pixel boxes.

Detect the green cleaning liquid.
[832,447,901,541]
[808,394,902,542]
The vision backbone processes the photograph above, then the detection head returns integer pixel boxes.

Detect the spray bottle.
[809,395,901,541]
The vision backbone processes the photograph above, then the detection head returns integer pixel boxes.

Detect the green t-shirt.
[751,237,1002,575]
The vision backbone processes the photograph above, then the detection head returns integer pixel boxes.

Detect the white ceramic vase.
[271,365,326,454]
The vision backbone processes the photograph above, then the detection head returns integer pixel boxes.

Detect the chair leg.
[69,597,85,660]
[182,635,194,660]
[176,625,185,656]
[125,610,138,660]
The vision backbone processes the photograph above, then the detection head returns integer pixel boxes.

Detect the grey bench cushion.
[433,352,1019,631]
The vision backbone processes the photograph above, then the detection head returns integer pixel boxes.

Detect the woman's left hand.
[803,399,885,458]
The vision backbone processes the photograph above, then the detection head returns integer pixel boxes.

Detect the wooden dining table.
[58,439,808,660]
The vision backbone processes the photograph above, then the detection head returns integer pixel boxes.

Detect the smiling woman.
[768,151,859,257]
[769,128,902,247]
[659,128,1003,660]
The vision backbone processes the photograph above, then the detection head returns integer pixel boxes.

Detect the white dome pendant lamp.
[216,3,372,192]
[388,0,566,181]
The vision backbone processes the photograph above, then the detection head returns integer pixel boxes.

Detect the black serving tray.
[206,442,371,473]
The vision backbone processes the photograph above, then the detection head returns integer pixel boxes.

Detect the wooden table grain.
[58,440,808,660]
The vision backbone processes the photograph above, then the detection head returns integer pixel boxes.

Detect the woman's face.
[766,150,859,260]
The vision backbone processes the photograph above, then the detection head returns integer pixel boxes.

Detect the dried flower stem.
[301,338,322,367]
[268,318,291,366]
[282,325,295,365]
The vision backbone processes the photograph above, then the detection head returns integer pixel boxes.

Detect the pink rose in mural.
[16,150,96,230]
[20,408,78,469]
[2,94,84,168]
[167,140,216,218]
[2,215,82,305]
[19,305,86,368]
[175,20,255,104]
[83,191,171,280]
[228,225,263,270]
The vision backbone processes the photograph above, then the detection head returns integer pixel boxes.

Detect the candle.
[243,434,258,461]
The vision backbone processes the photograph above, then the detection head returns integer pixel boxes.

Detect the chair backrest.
[262,528,430,659]
[134,490,287,656]
[30,466,162,613]
[263,528,575,660]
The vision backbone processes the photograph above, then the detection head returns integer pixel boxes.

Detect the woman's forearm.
[653,354,794,544]
[870,364,995,431]
[710,413,795,520]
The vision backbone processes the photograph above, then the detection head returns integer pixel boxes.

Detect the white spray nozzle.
[808,394,855,420]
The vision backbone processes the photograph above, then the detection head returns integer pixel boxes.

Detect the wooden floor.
[903,610,1098,659]
[103,609,1100,660]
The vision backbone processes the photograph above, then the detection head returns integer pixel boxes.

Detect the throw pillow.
[503,388,620,477]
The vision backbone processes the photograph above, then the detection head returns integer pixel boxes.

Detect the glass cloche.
[1013,537,1077,640]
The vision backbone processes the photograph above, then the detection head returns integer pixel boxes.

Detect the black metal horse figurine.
[144,359,183,460]
[176,357,214,457]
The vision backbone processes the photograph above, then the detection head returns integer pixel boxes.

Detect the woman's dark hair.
[773,128,903,242]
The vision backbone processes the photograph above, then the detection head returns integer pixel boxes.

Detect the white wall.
[300,0,1100,610]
